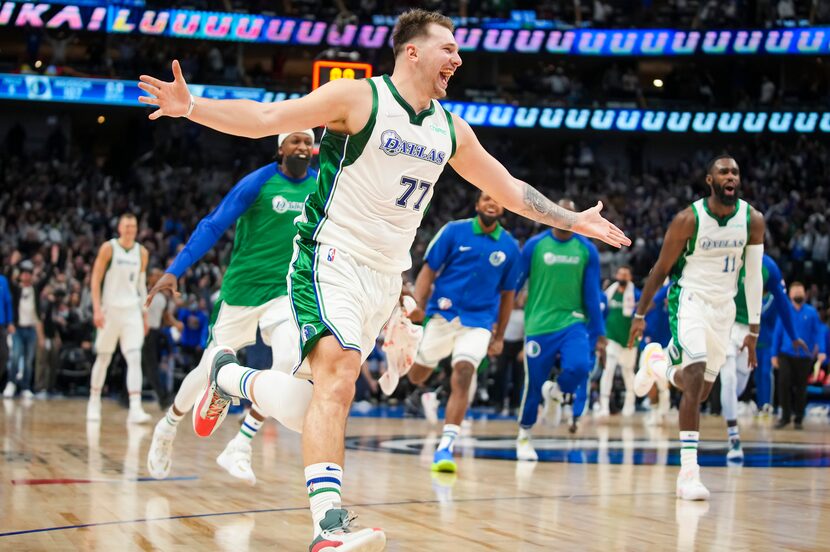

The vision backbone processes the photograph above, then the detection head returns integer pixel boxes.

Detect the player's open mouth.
[439,69,453,88]
[723,184,736,195]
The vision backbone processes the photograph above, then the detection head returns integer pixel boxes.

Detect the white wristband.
[634,313,645,320]
[185,94,195,118]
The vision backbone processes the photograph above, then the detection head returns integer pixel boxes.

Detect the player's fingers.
[138,96,159,106]
[172,59,184,81]
[139,75,165,89]
[595,200,604,212]
[148,109,163,120]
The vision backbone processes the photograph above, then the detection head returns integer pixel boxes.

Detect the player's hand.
[407,306,425,324]
[628,317,645,348]
[572,201,632,249]
[771,356,779,369]
[488,336,504,356]
[146,273,180,309]
[741,334,758,369]
[138,60,192,120]
[93,310,105,329]
[595,335,608,366]
[791,338,810,355]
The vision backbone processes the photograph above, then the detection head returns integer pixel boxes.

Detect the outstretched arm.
[628,209,696,346]
[138,60,370,138]
[449,115,630,248]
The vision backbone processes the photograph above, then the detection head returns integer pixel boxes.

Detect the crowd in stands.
[1,119,828,409]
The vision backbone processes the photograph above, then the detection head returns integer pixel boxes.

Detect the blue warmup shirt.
[0,275,12,326]
[757,255,799,349]
[167,164,317,278]
[425,217,521,330]
[772,303,826,358]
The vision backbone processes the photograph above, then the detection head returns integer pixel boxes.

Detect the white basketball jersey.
[296,75,455,273]
[672,198,750,304]
[102,239,142,309]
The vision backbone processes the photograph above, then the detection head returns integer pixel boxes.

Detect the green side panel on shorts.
[667,285,683,366]
[296,78,378,243]
[289,238,328,360]
[206,299,223,346]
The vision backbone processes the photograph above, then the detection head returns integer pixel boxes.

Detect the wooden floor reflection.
[2,399,829,551]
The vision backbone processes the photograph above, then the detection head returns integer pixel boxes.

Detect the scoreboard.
[312,61,373,90]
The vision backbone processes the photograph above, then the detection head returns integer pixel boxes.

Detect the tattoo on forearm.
[523,184,576,229]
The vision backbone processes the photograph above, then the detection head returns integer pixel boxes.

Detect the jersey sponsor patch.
[378,130,447,165]
[489,251,506,267]
[526,340,541,358]
[437,297,453,310]
[698,238,747,250]
[272,195,305,214]
[543,252,581,265]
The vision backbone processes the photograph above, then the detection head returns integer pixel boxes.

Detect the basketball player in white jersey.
[87,213,151,424]
[138,9,630,550]
[630,154,765,500]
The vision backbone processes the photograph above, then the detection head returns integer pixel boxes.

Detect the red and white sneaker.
[192,346,240,438]
[309,509,386,552]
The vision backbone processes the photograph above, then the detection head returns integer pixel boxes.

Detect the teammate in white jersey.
[138,9,630,550]
[87,213,151,424]
[630,154,765,501]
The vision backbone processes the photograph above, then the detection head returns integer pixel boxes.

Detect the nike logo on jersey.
[459,246,472,252]
[379,130,447,165]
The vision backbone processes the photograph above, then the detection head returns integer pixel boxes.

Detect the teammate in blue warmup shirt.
[408,192,521,473]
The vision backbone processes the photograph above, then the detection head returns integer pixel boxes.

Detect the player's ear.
[705,173,712,186]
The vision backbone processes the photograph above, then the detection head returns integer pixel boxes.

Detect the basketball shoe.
[217,438,256,485]
[634,343,668,397]
[309,509,386,552]
[147,418,176,479]
[676,466,710,501]
[193,346,240,437]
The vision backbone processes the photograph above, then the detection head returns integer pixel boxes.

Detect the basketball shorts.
[95,305,144,354]
[668,288,735,382]
[288,238,402,380]
[414,315,492,370]
[208,296,287,350]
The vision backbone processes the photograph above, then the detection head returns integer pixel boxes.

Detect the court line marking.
[11,476,199,486]
[2,486,827,538]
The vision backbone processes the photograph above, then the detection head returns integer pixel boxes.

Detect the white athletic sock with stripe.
[680,431,699,469]
[216,363,257,400]
[306,462,343,537]
[437,424,460,452]
[163,406,184,428]
[233,410,264,444]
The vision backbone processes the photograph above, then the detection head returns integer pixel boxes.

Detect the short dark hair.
[119,212,137,222]
[618,265,633,273]
[706,153,735,175]
[790,281,805,290]
[392,9,454,58]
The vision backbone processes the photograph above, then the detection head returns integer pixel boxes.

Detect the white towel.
[379,302,424,396]
[605,281,636,317]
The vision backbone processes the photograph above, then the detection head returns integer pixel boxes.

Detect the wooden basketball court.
[2,399,829,550]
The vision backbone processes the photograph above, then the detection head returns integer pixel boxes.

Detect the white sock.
[129,394,143,411]
[518,427,532,441]
[305,462,342,537]
[437,424,460,452]
[666,364,678,387]
[727,424,740,443]
[234,409,264,443]
[680,431,699,469]
[163,406,184,429]
[215,362,257,400]
[173,359,209,413]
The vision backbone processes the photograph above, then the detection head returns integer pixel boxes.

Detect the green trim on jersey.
[670,203,699,284]
[701,197,741,227]
[382,75,435,126]
[297,79,378,245]
[443,108,457,158]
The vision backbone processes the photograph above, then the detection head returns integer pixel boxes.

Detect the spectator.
[34,288,63,397]
[4,261,44,398]
[772,282,827,430]
[143,268,183,408]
